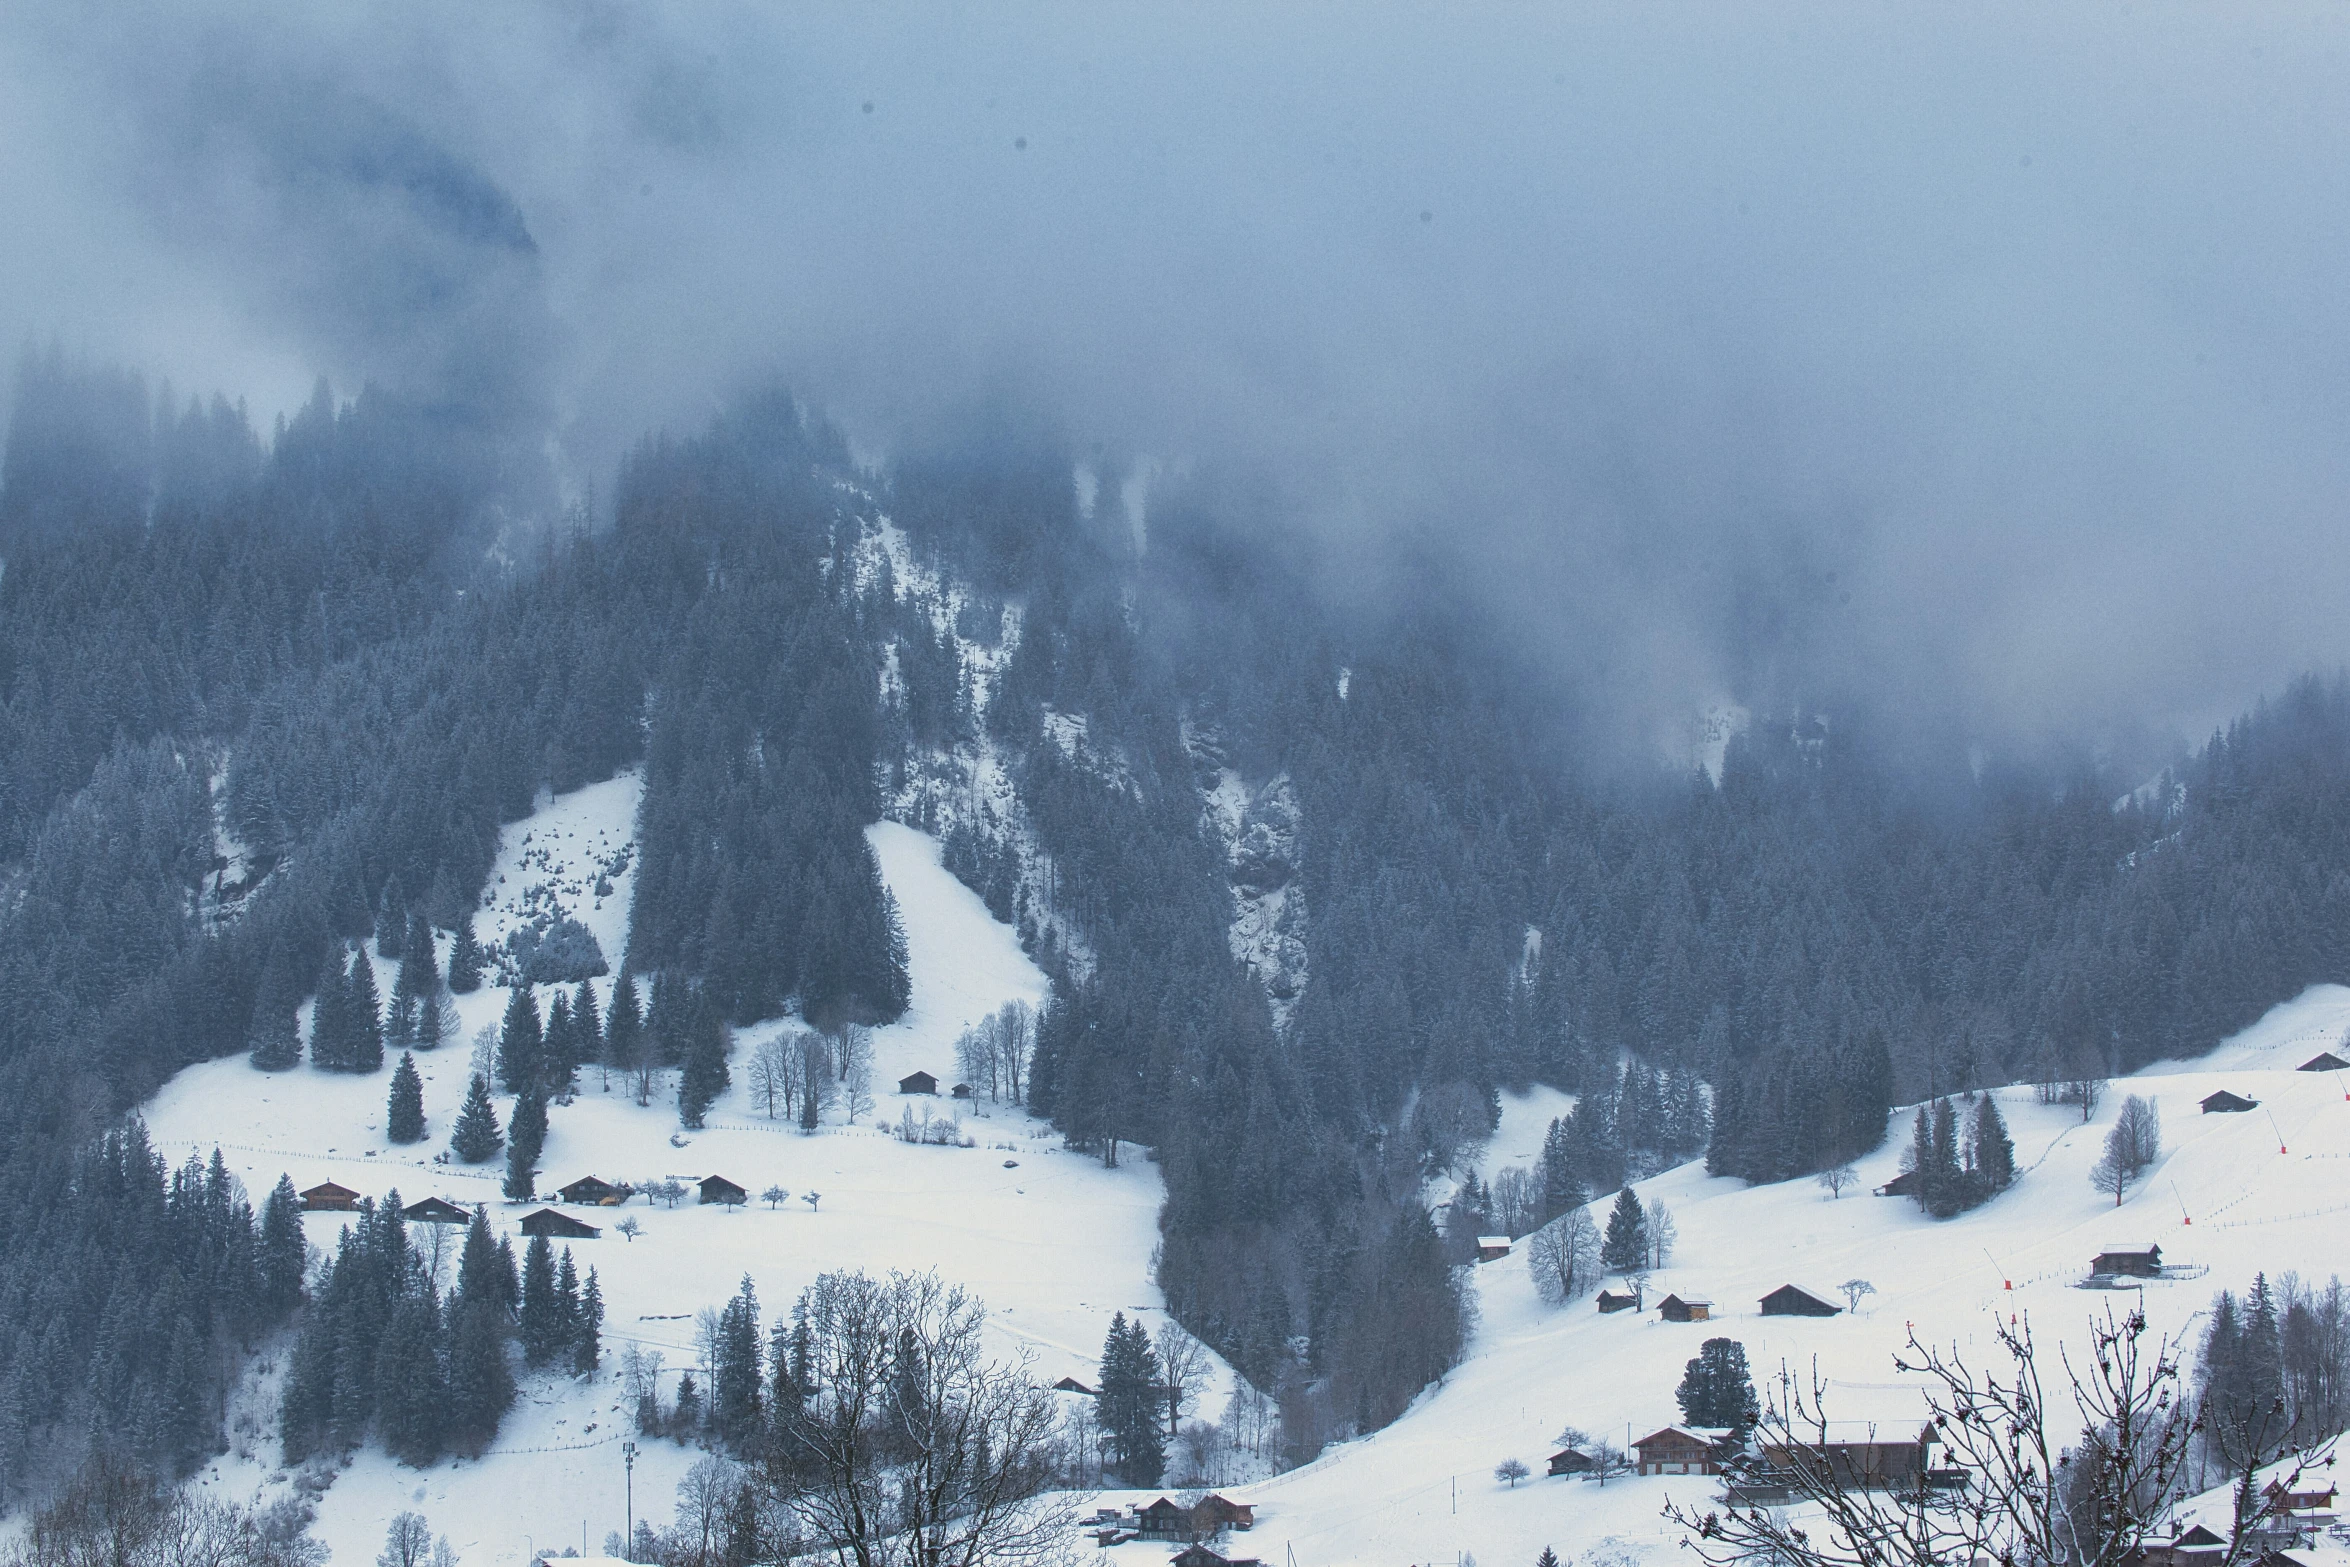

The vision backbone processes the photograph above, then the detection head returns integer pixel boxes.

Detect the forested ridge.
[0,353,2347,1497]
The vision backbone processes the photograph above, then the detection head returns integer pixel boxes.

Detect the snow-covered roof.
[1477,1235,1511,1247]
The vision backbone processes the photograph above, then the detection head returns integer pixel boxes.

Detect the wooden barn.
[1760,1423,1932,1490]
[951,1082,974,1100]
[1475,1236,1512,1262]
[1875,1170,1921,1198]
[402,1196,469,1225]
[2136,1523,2227,1567]
[1548,1446,1600,1476]
[1170,1548,1262,1567]
[2299,1052,2349,1073]
[698,1174,748,1206]
[557,1175,624,1206]
[1192,1495,1255,1533]
[1760,1284,1841,1317]
[299,1181,360,1212]
[1658,1294,1713,1323]
[520,1208,600,1239]
[1634,1426,1730,1476]
[1596,1289,1637,1314]
[898,1070,938,1095]
[2201,1090,2259,1114]
[2092,1243,2163,1278]
[1050,1376,1097,1395]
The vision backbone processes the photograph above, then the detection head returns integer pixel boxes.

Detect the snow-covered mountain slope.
[142,781,1201,1564]
[1082,987,2350,1567]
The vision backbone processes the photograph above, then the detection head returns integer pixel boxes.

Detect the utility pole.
[623,1440,638,1549]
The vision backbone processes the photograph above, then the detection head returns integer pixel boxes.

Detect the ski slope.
[144,780,1195,1564]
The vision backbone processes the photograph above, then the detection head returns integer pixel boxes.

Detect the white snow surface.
[135,769,2350,1565]
[142,784,1180,1564]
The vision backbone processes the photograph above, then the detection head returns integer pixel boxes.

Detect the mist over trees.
[4,359,2350,1494]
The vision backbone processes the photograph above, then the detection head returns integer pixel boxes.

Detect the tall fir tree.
[678,991,731,1129]
[1098,1311,1165,1484]
[606,973,643,1078]
[447,917,485,995]
[505,1087,547,1201]
[498,987,543,1094]
[574,1268,603,1378]
[387,1053,425,1144]
[1969,1095,2016,1195]
[451,1074,504,1163]
[520,1234,560,1365]
[1600,1187,1650,1272]
[346,949,384,1073]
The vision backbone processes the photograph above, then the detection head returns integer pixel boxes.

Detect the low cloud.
[4,2,2347,752]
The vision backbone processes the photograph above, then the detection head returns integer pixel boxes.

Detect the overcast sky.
[3,2,2347,754]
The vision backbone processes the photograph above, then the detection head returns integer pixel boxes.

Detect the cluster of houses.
[1085,1495,1257,1556]
[1590,1283,1843,1321]
[296,1169,758,1242]
[1547,1420,1964,1499]
[2135,1475,2342,1567]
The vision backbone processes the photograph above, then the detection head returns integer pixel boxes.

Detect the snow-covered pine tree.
[1970,1095,2015,1195]
[497,986,542,1093]
[678,991,730,1129]
[347,948,384,1073]
[1600,1187,1649,1272]
[310,946,351,1070]
[387,1053,425,1143]
[450,1074,504,1163]
[447,917,484,994]
[504,1087,546,1201]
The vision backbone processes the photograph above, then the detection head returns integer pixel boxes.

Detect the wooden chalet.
[698,1174,748,1206]
[1875,1169,1921,1198]
[2267,1478,2339,1513]
[1760,1284,1841,1317]
[1050,1376,1097,1395]
[1658,1294,1713,1323]
[2092,1243,2163,1278]
[1193,1496,1254,1533]
[557,1175,624,1206]
[1548,1446,1599,1476]
[519,1208,600,1239]
[402,1196,470,1225]
[2202,1090,2260,1114]
[2299,1052,2350,1073]
[1634,1425,1730,1476]
[1596,1289,1637,1314]
[1761,1424,1931,1490]
[1475,1236,1512,1262]
[2136,1523,2227,1567]
[1170,1548,1263,1567]
[898,1070,938,1095]
[951,1082,974,1100]
[1136,1497,1191,1540]
[299,1181,361,1212]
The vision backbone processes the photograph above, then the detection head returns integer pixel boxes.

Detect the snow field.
[1120,987,2350,1567]
[145,779,1195,1564]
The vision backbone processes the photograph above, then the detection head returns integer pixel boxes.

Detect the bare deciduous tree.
[749,1035,792,1119]
[1838,1278,1875,1313]
[1815,1165,1859,1199]
[1647,1200,1678,1269]
[763,1269,1073,1567]
[1527,1207,1603,1305]
[1154,1321,1211,1438]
